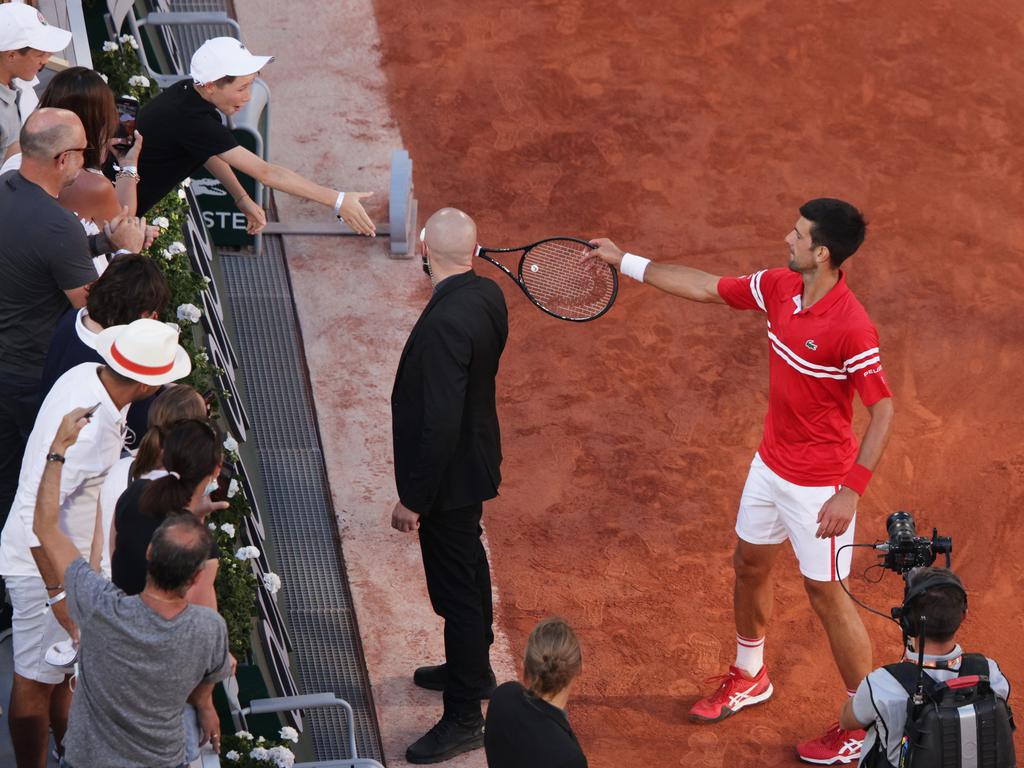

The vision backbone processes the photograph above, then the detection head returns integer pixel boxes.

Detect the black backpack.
[864,653,1016,768]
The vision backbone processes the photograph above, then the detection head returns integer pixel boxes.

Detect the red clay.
[372,1,1024,764]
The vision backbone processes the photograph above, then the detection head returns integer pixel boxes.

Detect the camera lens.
[886,511,917,542]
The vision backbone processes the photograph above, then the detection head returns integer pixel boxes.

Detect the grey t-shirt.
[0,170,97,378]
[63,558,232,768]
[0,80,20,154]
[851,645,1010,767]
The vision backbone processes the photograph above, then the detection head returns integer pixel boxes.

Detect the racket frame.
[475,237,618,322]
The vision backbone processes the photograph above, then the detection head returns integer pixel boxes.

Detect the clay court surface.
[366,0,1024,764]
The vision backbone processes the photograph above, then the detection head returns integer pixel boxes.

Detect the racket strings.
[521,241,615,319]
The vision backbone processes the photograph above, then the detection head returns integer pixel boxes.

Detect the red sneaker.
[688,665,773,723]
[796,722,866,764]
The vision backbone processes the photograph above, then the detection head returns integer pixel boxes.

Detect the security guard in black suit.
[391,207,508,764]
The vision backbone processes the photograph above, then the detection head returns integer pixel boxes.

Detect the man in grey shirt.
[33,406,231,767]
[840,568,1011,767]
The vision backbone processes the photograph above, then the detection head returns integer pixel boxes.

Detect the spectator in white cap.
[0,3,72,160]
[136,36,376,236]
[0,317,190,767]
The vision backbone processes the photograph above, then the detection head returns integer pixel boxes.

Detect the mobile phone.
[208,463,235,504]
[114,95,139,149]
[84,402,101,419]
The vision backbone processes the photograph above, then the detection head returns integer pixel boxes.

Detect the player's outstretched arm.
[589,238,724,303]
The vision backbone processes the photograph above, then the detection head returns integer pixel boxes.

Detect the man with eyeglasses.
[0,108,148,544]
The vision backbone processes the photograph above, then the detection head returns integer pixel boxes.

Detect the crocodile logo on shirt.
[805,339,818,351]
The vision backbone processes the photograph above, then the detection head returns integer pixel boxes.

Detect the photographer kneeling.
[840,568,1014,768]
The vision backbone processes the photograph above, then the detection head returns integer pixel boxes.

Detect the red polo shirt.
[717,268,892,486]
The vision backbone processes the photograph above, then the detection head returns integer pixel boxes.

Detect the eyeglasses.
[53,145,93,160]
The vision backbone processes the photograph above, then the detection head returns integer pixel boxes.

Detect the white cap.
[190,37,273,86]
[0,4,72,53]
[95,319,192,386]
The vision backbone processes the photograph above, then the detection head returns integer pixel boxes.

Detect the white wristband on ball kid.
[620,252,651,282]
[333,191,346,218]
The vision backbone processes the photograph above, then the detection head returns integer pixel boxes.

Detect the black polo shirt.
[135,79,238,214]
[0,171,98,379]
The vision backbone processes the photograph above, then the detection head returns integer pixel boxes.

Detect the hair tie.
[168,471,181,480]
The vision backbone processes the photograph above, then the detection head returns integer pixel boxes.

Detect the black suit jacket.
[484,682,588,768]
[391,270,508,515]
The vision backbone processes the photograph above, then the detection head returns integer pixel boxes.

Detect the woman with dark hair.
[111,418,227,607]
[95,384,207,576]
[39,66,143,229]
[485,617,588,768]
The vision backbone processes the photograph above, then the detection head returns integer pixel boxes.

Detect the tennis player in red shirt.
[590,198,894,765]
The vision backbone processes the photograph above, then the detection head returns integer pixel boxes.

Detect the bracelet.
[45,591,67,608]
[115,169,140,182]
[620,252,652,282]
[46,452,65,464]
[45,583,64,592]
[121,165,137,175]
[842,463,873,496]
[333,191,345,218]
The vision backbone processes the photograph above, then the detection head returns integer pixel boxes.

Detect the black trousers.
[418,501,494,718]
[0,373,41,530]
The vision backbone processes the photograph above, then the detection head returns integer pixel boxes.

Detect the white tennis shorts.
[735,453,855,581]
[7,574,72,684]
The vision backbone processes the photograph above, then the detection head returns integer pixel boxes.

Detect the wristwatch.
[46,453,65,464]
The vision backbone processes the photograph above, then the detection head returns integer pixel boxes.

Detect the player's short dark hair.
[904,567,967,643]
[799,198,867,269]
[86,253,170,327]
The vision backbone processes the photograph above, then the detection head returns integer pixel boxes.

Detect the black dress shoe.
[405,713,485,764]
[413,663,497,697]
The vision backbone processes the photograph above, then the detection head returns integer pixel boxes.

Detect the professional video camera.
[875,511,952,574]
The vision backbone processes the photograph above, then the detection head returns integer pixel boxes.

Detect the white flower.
[220,522,236,537]
[225,750,240,761]
[101,41,118,52]
[234,545,260,561]
[195,351,209,364]
[250,747,269,761]
[235,730,253,740]
[182,177,192,188]
[160,248,173,261]
[98,73,108,84]
[257,736,266,744]
[127,37,139,50]
[152,216,170,229]
[166,241,186,255]
[177,188,186,200]
[208,522,216,530]
[278,726,299,743]
[227,478,240,499]
[203,276,212,285]
[176,303,202,324]
[268,745,296,768]
[128,75,150,88]
[263,572,282,595]
[118,33,132,43]
[223,435,239,452]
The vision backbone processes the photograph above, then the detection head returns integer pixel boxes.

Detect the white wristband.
[333,191,345,217]
[45,590,67,608]
[121,165,138,175]
[620,252,651,282]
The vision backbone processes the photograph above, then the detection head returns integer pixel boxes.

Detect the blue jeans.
[60,759,188,768]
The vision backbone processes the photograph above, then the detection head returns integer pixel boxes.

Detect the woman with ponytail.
[485,617,588,768]
[110,418,227,608]
[96,384,207,577]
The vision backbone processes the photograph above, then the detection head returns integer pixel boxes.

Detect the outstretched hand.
[51,406,97,453]
[338,192,376,236]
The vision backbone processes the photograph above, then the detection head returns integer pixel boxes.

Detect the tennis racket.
[475,237,618,322]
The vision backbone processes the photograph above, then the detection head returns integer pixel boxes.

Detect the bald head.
[20,107,84,160]
[423,208,477,268]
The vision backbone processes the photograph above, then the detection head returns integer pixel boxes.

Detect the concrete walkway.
[233,2,516,765]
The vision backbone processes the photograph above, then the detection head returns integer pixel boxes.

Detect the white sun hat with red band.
[94,319,192,386]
